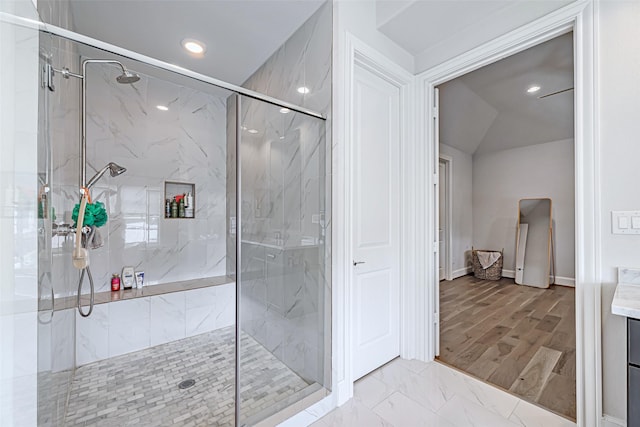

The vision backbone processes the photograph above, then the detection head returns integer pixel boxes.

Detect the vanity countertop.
[611,267,640,320]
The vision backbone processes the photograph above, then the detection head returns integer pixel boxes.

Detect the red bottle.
[111,274,121,291]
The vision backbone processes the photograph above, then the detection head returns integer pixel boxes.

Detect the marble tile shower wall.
[240,2,332,115]
[228,2,332,388]
[50,62,228,296]
[75,283,235,365]
[238,109,327,385]
[38,33,80,427]
[0,12,40,426]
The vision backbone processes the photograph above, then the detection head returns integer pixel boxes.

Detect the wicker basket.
[472,248,503,281]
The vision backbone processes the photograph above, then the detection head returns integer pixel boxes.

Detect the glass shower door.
[236,95,330,425]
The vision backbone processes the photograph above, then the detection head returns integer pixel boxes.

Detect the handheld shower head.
[86,162,127,189]
[116,70,140,84]
[108,162,127,177]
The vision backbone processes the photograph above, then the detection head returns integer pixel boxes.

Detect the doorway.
[435,32,577,420]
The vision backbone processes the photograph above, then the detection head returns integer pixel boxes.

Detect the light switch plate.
[612,211,640,234]
[619,216,629,229]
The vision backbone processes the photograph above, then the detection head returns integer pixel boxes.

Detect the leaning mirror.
[515,198,553,288]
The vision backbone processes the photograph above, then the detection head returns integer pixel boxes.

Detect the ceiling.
[376,0,574,73]
[63,0,574,152]
[438,32,574,156]
[67,0,325,86]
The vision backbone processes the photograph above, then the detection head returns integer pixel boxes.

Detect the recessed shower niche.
[164,181,196,219]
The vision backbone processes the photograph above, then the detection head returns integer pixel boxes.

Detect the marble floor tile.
[441,363,520,418]
[353,374,395,409]
[391,364,452,412]
[320,400,392,427]
[373,392,457,427]
[437,395,521,427]
[318,358,575,427]
[372,358,416,389]
[391,358,431,374]
[508,400,576,427]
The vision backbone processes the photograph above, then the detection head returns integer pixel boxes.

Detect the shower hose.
[76,265,94,318]
[74,190,94,318]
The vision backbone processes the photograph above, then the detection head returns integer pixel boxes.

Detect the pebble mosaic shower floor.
[64,326,311,426]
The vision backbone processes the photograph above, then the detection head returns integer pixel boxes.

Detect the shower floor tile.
[64,327,310,426]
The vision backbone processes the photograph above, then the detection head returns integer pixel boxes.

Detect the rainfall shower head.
[86,162,127,189]
[116,70,140,84]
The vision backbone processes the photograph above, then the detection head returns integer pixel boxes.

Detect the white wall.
[598,0,640,420]
[472,139,575,280]
[334,1,414,73]
[440,143,473,277]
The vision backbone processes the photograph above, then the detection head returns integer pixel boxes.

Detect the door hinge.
[434,313,439,324]
[42,63,55,92]
[433,242,438,253]
[432,106,438,119]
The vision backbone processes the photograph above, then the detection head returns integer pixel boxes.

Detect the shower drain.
[178,379,196,390]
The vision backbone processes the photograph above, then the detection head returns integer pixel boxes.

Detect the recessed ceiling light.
[527,85,541,94]
[279,136,285,140]
[248,129,259,134]
[156,105,169,111]
[182,38,206,55]
[297,86,310,94]
[279,108,290,114]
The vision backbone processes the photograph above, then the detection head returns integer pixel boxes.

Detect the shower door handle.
[353,260,365,266]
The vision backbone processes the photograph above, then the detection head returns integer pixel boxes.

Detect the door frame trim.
[438,154,453,282]
[334,32,415,404]
[416,2,600,426]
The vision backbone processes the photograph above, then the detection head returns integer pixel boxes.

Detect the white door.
[439,160,446,281]
[352,64,401,380]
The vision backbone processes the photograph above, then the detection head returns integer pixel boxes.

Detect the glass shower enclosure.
[35,29,330,427]
[235,96,331,425]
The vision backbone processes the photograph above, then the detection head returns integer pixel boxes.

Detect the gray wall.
[472,138,575,280]
[440,143,473,276]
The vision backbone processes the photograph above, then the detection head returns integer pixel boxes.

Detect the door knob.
[353,260,365,266]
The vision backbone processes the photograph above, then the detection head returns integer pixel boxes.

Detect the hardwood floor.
[438,275,576,420]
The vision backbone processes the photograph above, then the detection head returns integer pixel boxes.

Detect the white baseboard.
[500,269,574,287]
[451,267,472,279]
[554,276,575,287]
[602,414,626,427]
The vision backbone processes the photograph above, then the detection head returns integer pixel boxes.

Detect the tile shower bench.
[65,275,236,366]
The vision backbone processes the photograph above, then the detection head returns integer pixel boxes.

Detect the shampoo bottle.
[121,266,135,290]
[185,192,194,218]
[178,197,185,218]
